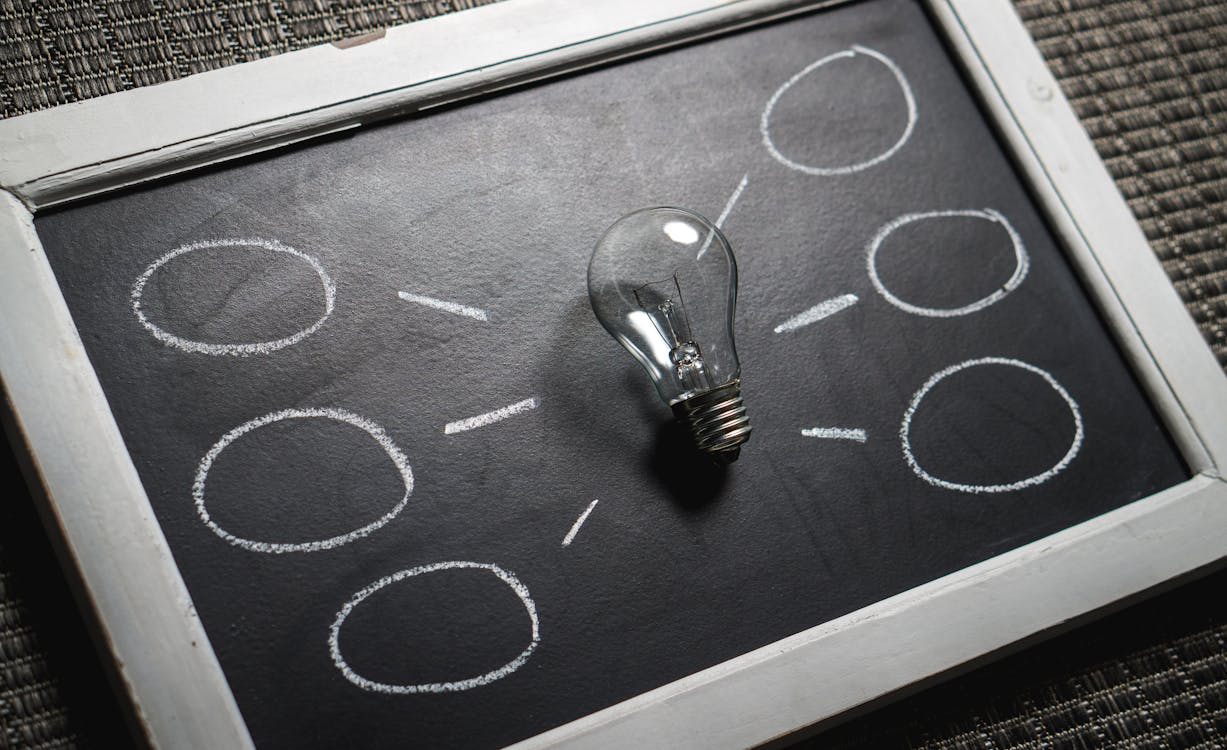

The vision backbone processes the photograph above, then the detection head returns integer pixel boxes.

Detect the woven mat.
[1,0,1225,748]
[1020,0,1227,370]
[0,0,502,115]
[806,567,1227,749]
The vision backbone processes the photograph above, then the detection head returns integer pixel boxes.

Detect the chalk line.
[761,45,917,176]
[329,561,539,694]
[398,291,489,322]
[801,427,867,443]
[193,407,413,553]
[900,357,1083,494]
[561,499,599,547]
[697,173,749,260]
[444,397,539,434]
[131,238,336,356]
[867,208,1029,318]
[774,293,859,333]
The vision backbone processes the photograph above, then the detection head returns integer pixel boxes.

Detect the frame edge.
[933,0,1227,476]
[0,189,254,749]
[0,0,1223,746]
[513,474,1227,749]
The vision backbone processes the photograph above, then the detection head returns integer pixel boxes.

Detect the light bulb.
[588,207,751,463]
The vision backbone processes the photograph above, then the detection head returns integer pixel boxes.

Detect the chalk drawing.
[867,209,1028,318]
[329,561,539,694]
[131,238,335,355]
[193,407,413,553]
[398,291,489,321]
[697,173,750,261]
[802,427,867,442]
[562,499,600,547]
[774,294,859,333]
[900,357,1083,494]
[761,45,917,176]
[445,397,539,434]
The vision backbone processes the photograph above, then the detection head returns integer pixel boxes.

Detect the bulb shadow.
[539,294,652,458]
[647,419,730,510]
[541,293,730,512]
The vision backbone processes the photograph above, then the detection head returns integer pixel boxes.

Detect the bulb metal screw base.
[671,380,752,463]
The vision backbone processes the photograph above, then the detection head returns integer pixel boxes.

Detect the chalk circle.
[900,357,1083,494]
[761,45,917,176]
[329,562,540,694]
[867,209,1028,318]
[131,238,336,355]
[193,407,413,553]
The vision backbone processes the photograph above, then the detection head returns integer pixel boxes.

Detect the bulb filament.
[634,274,711,394]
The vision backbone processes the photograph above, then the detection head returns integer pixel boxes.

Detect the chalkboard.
[32,0,1187,746]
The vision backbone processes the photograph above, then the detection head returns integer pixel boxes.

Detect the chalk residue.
[329,561,540,694]
[444,397,539,434]
[774,294,859,333]
[398,291,489,321]
[192,407,413,553]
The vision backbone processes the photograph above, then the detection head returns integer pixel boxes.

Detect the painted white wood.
[0,191,254,749]
[515,475,1227,749]
[0,0,841,209]
[0,0,1224,747]
[934,0,1227,476]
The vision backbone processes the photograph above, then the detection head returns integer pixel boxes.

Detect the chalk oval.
[867,209,1028,318]
[193,408,413,553]
[329,562,540,694]
[131,238,336,355]
[900,357,1083,494]
[761,45,917,176]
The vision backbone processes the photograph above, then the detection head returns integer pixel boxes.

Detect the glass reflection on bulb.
[588,207,751,462]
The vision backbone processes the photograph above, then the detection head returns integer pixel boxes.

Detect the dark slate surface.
[32,0,1188,746]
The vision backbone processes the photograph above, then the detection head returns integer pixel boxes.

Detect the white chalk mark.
[193,407,413,553]
[774,293,859,333]
[761,45,917,176]
[716,174,750,228]
[397,291,489,322]
[802,427,867,443]
[867,208,1029,318]
[561,499,599,547]
[697,173,750,260]
[900,357,1083,494]
[329,561,539,694]
[444,397,539,434]
[131,238,335,356]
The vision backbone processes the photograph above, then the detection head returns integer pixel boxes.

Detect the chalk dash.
[445,397,539,434]
[562,499,600,547]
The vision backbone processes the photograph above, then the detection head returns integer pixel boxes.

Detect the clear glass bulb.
[588,207,751,462]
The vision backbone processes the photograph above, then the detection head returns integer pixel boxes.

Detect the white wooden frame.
[1,0,1225,747]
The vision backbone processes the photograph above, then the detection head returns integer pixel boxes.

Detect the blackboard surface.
[35,0,1187,746]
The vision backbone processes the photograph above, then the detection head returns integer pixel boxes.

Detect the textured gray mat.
[0,0,501,115]
[1019,0,1227,369]
[1,0,1225,748]
[803,571,1227,748]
